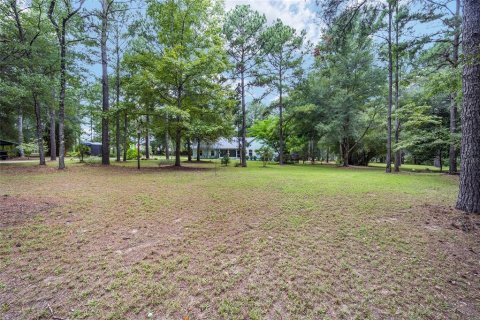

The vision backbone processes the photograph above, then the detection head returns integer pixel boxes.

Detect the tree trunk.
[33,93,46,165]
[326,148,329,164]
[115,21,121,162]
[165,114,170,160]
[386,3,393,173]
[449,94,458,174]
[279,70,284,165]
[196,139,200,161]
[342,138,349,167]
[145,114,150,159]
[394,1,401,173]
[456,0,480,213]
[49,107,56,161]
[101,1,110,166]
[439,149,443,173]
[175,125,181,167]
[240,70,247,167]
[58,29,66,169]
[123,111,127,161]
[17,112,24,157]
[449,0,461,175]
[187,139,191,161]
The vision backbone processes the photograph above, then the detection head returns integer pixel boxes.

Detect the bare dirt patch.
[0,195,57,227]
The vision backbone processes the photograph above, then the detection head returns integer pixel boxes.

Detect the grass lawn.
[368,162,449,172]
[0,160,479,319]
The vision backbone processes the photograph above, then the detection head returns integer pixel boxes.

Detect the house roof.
[81,142,102,146]
[194,137,263,150]
[0,139,18,146]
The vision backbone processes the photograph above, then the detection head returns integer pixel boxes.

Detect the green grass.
[368,162,449,172]
[0,160,478,319]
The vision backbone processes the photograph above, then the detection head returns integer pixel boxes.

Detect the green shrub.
[221,154,230,166]
[127,148,140,160]
[256,146,273,167]
[77,145,90,162]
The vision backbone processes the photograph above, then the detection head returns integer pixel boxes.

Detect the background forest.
[0,0,465,173]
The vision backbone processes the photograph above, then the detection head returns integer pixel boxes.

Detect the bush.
[18,141,36,157]
[256,146,273,167]
[127,148,140,160]
[221,154,230,166]
[77,144,90,162]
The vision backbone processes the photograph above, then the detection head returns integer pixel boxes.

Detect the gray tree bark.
[17,112,24,157]
[123,111,127,162]
[196,139,201,161]
[100,0,111,165]
[449,0,461,175]
[145,114,150,159]
[33,93,46,165]
[240,69,247,167]
[394,1,401,172]
[456,0,480,213]
[115,25,121,162]
[386,3,393,173]
[49,107,56,161]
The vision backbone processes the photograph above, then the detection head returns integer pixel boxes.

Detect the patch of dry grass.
[0,161,478,319]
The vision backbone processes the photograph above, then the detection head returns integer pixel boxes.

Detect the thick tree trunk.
[456,0,480,213]
[394,2,401,173]
[196,139,200,161]
[33,93,46,165]
[386,3,393,173]
[17,112,24,157]
[342,138,349,167]
[240,70,247,167]
[101,1,110,166]
[449,0,461,175]
[187,139,191,161]
[49,107,56,161]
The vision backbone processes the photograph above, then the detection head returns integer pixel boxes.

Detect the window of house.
[249,150,253,157]
[211,150,214,156]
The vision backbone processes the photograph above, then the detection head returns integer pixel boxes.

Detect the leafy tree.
[314,13,385,166]
[48,0,85,169]
[125,0,230,167]
[223,5,267,167]
[261,19,306,165]
[257,146,273,167]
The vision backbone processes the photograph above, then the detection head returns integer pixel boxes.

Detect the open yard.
[0,161,479,319]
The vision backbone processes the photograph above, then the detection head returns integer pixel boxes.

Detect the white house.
[192,137,265,160]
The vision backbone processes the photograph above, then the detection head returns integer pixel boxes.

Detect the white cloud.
[224,0,322,44]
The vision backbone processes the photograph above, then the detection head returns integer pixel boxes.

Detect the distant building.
[81,142,102,156]
[192,137,265,160]
[0,139,18,160]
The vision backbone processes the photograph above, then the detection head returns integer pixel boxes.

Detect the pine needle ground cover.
[1,161,479,319]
